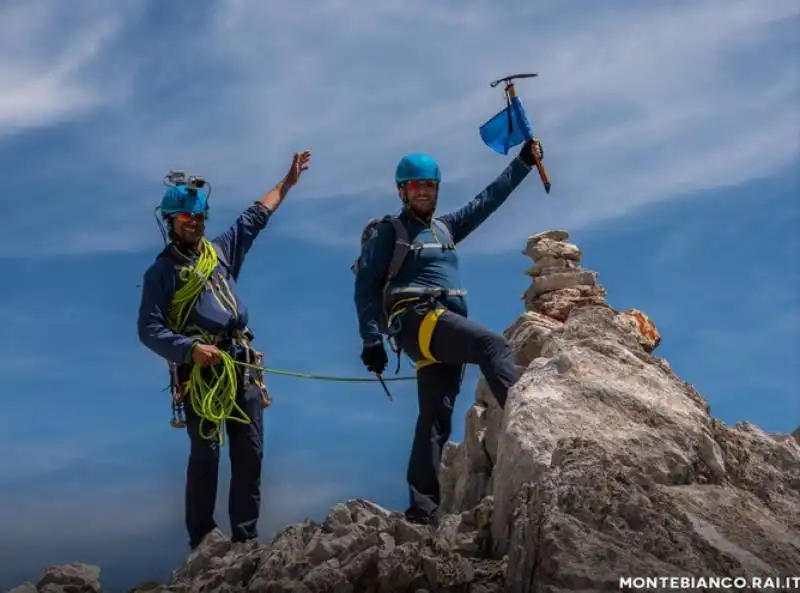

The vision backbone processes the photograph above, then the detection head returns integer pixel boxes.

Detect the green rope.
[166,238,415,445]
[185,351,253,442]
[167,239,247,444]
[167,238,219,332]
[234,360,415,382]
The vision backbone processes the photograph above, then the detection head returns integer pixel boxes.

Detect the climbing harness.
[386,289,463,372]
[417,306,447,363]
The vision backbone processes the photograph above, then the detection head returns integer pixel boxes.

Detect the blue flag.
[479,95,533,155]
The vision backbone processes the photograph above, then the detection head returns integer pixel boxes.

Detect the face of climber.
[171,211,206,245]
[400,179,438,218]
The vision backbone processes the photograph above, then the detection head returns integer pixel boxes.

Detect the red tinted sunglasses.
[405,179,438,191]
[174,211,206,222]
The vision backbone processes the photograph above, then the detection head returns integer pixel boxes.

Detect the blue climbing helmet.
[158,170,210,218]
[159,185,209,217]
[395,153,441,185]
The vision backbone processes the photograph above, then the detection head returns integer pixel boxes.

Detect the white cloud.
[0,443,149,482]
[0,0,798,255]
[0,1,128,136]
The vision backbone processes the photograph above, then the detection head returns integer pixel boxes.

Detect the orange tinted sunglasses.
[405,179,438,191]
[174,211,206,222]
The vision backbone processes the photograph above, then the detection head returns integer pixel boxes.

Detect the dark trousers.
[396,305,517,517]
[183,369,265,549]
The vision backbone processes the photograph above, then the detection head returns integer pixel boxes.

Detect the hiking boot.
[404,507,438,527]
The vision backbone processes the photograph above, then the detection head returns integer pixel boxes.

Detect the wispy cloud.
[0,1,129,136]
[0,443,153,482]
[1,0,797,257]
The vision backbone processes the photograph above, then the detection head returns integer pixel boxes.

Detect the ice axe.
[479,73,551,194]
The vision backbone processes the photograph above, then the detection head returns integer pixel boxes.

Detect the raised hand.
[285,150,312,187]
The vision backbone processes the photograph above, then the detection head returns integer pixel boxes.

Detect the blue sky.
[0,0,797,590]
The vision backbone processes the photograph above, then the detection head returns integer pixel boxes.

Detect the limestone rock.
[615,307,662,352]
[524,284,609,321]
[34,563,101,593]
[520,230,611,324]
[524,238,582,263]
[504,311,563,367]
[524,255,579,278]
[524,229,570,247]
[114,499,506,593]
[529,270,598,297]
[5,584,37,593]
[488,304,800,590]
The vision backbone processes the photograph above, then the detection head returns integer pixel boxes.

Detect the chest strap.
[389,286,466,298]
[410,242,455,251]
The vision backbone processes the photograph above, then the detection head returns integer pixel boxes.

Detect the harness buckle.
[168,361,188,428]
[170,400,187,428]
[247,350,272,408]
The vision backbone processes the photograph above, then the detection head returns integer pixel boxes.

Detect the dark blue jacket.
[137,203,272,364]
[354,156,531,344]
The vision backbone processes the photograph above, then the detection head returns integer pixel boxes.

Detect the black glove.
[518,137,544,168]
[361,341,388,375]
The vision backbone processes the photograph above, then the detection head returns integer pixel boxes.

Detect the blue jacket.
[354,156,531,345]
[137,203,272,364]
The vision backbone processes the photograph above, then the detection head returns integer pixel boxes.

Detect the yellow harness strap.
[416,307,446,371]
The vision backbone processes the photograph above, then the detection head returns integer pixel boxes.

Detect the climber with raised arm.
[137,150,311,550]
[352,138,545,525]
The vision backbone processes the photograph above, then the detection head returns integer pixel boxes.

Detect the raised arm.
[211,203,272,279]
[137,262,197,364]
[213,150,312,278]
[354,221,394,345]
[438,139,543,244]
[438,156,531,245]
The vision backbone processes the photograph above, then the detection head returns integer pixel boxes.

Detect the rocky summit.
[7,231,800,593]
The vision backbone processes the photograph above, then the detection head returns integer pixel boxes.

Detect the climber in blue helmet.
[353,138,544,525]
[137,150,311,550]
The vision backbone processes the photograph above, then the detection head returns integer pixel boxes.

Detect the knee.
[414,409,434,434]
[232,434,263,466]
[479,331,511,362]
[189,442,220,466]
[433,419,452,442]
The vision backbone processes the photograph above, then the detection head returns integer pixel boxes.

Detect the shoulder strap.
[431,218,454,247]
[383,216,410,282]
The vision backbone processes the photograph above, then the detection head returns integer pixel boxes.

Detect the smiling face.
[399,179,439,219]
[170,211,206,246]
